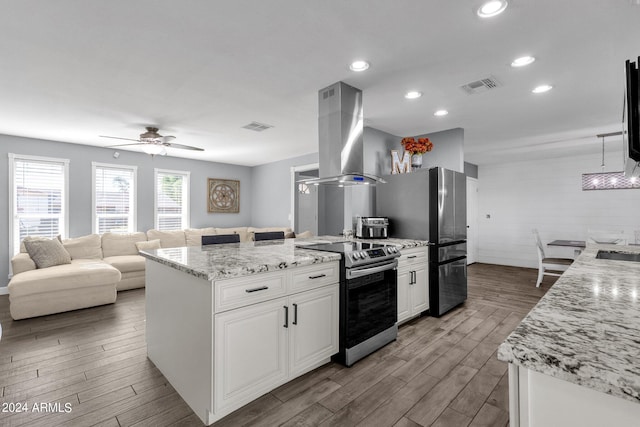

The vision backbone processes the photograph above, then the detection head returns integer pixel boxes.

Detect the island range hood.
[301,82,385,186]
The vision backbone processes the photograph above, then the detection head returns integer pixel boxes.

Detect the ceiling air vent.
[242,121,274,132]
[461,76,502,95]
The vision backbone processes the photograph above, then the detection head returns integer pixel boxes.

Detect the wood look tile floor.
[0,264,553,427]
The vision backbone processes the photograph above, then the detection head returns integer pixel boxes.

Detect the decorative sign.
[581,171,640,191]
[390,150,411,174]
[208,178,240,213]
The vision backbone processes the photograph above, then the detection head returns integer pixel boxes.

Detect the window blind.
[94,164,136,234]
[11,156,68,255]
[155,170,189,230]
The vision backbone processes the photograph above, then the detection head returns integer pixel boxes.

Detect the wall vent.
[242,121,274,132]
[461,76,502,94]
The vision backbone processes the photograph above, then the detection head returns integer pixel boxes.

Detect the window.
[93,163,137,234]
[155,169,190,230]
[9,154,69,255]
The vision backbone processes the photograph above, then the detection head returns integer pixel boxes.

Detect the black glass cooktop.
[299,242,388,254]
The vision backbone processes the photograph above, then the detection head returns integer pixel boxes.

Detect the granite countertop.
[498,244,640,404]
[140,235,428,281]
[302,235,429,248]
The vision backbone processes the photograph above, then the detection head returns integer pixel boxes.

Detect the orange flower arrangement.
[401,137,433,155]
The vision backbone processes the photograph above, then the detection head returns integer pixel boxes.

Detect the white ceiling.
[1,1,639,166]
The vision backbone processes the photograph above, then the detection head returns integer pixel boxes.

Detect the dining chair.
[586,229,627,245]
[532,229,574,288]
[202,234,240,245]
[254,231,285,241]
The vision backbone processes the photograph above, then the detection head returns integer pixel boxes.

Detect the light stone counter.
[139,238,341,281]
[498,243,640,404]
[140,236,428,282]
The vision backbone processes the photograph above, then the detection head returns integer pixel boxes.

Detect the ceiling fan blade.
[163,135,176,142]
[105,143,147,148]
[99,135,141,143]
[163,142,204,151]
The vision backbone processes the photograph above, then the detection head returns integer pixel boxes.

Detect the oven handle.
[346,259,398,280]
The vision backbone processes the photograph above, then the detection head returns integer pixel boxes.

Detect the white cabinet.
[289,285,339,377]
[397,247,429,324]
[213,265,339,417]
[214,297,288,413]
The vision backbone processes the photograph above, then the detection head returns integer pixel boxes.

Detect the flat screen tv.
[624,58,640,163]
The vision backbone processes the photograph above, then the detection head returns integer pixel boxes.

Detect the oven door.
[344,260,398,348]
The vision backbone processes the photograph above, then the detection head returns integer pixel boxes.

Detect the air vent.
[322,88,335,99]
[461,76,502,94]
[242,121,274,132]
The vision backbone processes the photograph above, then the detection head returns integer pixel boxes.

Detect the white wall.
[478,149,640,268]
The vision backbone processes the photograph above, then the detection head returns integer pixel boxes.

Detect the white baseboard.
[0,287,8,295]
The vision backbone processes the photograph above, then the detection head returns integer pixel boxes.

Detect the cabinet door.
[289,284,339,377]
[214,297,288,413]
[397,268,412,324]
[411,264,429,314]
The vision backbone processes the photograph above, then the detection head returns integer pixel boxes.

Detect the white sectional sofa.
[8,226,294,320]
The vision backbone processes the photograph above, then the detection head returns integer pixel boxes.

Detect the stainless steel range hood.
[301,82,385,186]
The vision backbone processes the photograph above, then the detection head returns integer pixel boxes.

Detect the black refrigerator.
[376,166,467,317]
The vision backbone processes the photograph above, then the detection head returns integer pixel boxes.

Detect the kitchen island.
[498,244,640,427]
[140,236,427,425]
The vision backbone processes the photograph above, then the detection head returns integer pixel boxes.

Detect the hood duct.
[301,82,385,186]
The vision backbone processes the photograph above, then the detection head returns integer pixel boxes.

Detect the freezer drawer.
[430,257,467,316]
[436,242,467,263]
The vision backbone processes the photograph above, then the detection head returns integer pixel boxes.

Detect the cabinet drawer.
[214,271,287,313]
[398,247,428,269]
[290,262,340,293]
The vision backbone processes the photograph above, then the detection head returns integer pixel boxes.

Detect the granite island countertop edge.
[498,243,640,404]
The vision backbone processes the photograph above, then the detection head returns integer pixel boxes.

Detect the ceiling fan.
[100,127,204,155]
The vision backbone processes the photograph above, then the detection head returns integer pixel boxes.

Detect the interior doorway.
[466,177,479,264]
[291,163,319,235]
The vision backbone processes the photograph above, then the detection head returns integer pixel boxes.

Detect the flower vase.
[411,154,423,170]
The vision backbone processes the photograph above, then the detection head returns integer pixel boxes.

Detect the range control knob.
[360,251,367,258]
[352,253,360,260]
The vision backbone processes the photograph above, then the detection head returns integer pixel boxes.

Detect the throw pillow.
[20,235,62,253]
[24,237,72,269]
[136,239,162,252]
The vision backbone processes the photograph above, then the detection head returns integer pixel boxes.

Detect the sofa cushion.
[24,238,72,269]
[136,239,161,251]
[247,227,293,241]
[103,255,146,274]
[215,227,250,242]
[185,227,216,246]
[62,234,102,259]
[11,253,37,275]
[146,229,186,248]
[8,259,120,298]
[101,232,147,257]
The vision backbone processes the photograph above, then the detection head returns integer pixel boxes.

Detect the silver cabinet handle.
[308,274,327,279]
[284,306,289,328]
[245,286,269,293]
[407,255,417,259]
[292,303,298,325]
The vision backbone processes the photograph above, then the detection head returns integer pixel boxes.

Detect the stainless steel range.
[300,241,400,366]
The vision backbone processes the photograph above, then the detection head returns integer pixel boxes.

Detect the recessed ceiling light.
[434,110,449,117]
[511,56,536,67]
[405,91,423,99]
[477,0,508,18]
[532,84,553,94]
[349,60,370,72]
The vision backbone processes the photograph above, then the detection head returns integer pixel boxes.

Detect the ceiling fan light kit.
[101,126,204,155]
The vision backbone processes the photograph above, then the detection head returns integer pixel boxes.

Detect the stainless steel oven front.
[335,259,398,367]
